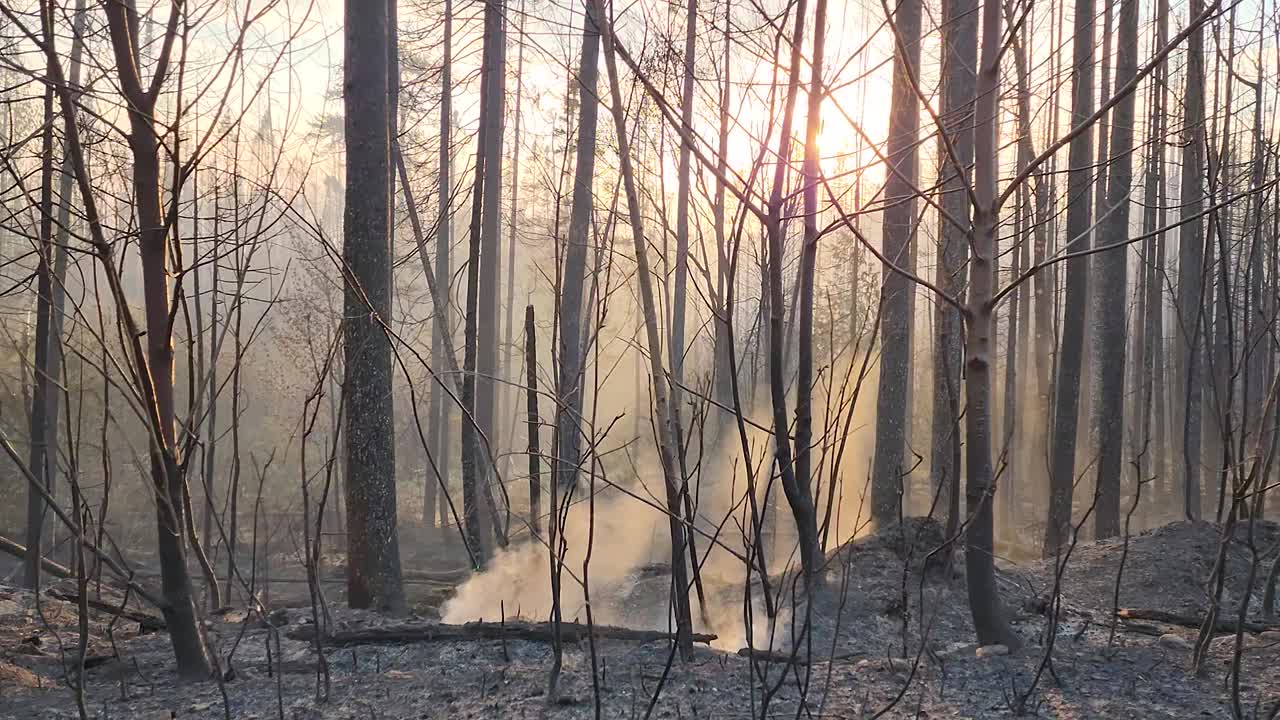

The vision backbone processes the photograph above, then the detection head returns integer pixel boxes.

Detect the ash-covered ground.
[1,519,1277,719]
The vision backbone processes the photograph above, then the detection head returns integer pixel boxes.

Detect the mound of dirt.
[751,517,983,660]
[1020,520,1280,619]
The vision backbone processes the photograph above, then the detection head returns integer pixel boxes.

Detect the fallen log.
[0,430,164,610]
[46,588,166,633]
[1117,608,1280,634]
[736,647,864,665]
[287,620,716,647]
[0,534,73,579]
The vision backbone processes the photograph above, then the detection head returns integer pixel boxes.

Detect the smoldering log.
[735,647,864,664]
[286,620,716,646]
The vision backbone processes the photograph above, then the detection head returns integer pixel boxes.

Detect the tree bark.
[553,1,601,495]
[871,0,923,526]
[427,0,454,530]
[24,52,56,593]
[1175,0,1207,521]
[1044,0,1096,556]
[342,0,405,612]
[931,0,976,538]
[524,305,542,537]
[475,0,509,545]
[965,0,1019,649]
[1090,0,1137,540]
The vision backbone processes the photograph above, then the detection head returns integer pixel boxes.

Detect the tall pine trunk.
[930,0,976,538]
[475,0,509,544]
[427,0,454,528]
[1044,0,1096,555]
[24,0,85,591]
[871,0,923,526]
[1136,0,1170,508]
[1090,0,1138,539]
[1175,0,1207,521]
[553,1,600,495]
[342,0,405,611]
[501,2,527,484]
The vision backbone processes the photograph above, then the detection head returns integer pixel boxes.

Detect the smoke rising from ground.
[442,352,883,650]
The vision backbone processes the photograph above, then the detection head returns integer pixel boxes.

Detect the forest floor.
[1,518,1278,719]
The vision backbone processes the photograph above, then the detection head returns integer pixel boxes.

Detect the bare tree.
[1134,0,1171,503]
[965,0,1019,649]
[763,0,824,579]
[669,0,697,465]
[597,0,695,655]
[796,0,830,573]
[0,0,219,679]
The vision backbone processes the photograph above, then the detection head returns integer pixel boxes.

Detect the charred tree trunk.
[1175,0,1207,521]
[1137,0,1170,507]
[1090,0,1137,540]
[525,305,541,537]
[1044,0,1096,556]
[475,0,509,545]
[24,58,56,592]
[24,0,85,591]
[342,0,405,612]
[1008,1,1054,506]
[871,0,923,526]
[931,0,976,538]
[427,0,454,530]
[710,8,734,425]
[501,3,527,483]
[553,1,600,495]
[796,0,829,568]
[670,0,697,422]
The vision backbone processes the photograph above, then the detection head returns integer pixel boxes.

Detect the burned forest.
[2,0,1280,716]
